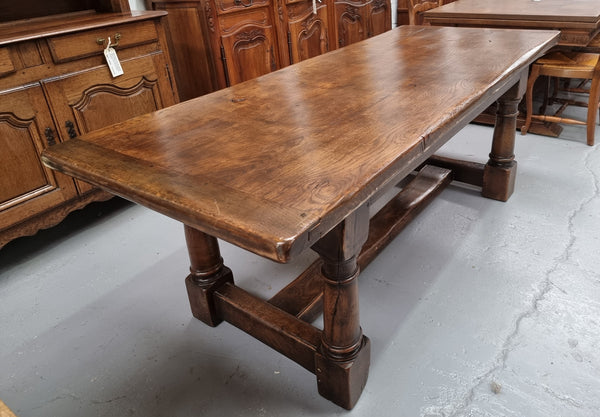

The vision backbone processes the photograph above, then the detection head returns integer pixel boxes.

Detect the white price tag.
[103,37,124,78]
[312,0,322,15]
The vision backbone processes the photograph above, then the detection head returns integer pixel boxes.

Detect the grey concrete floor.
[1,111,599,416]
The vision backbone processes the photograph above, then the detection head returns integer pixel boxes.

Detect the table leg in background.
[482,70,528,201]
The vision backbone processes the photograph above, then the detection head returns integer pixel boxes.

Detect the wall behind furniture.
[129,0,146,10]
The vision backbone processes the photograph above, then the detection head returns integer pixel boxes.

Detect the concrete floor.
[1,110,599,416]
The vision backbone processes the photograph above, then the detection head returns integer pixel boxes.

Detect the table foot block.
[315,336,371,410]
[185,267,234,327]
[482,162,517,202]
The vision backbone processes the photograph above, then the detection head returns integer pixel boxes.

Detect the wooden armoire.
[0,0,179,248]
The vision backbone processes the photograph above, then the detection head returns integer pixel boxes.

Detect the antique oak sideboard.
[42,26,559,409]
[0,2,179,248]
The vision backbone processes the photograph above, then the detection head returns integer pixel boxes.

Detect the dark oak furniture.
[146,0,392,100]
[424,0,600,139]
[41,26,558,409]
[0,2,179,248]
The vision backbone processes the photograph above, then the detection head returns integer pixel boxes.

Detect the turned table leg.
[483,70,528,201]
[183,224,233,327]
[311,205,371,410]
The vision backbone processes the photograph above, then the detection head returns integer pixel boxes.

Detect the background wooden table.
[424,0,600,47]
[425,0,600,137]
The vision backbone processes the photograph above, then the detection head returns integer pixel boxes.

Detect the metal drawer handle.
[96,33,122,47]
[44,127,56,146]
[65,120,77,139]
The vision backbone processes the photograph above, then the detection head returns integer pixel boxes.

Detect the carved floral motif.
[205,1,215,32]
[372,0,386,10]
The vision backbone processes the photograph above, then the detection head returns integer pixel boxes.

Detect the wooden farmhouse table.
[42,26,558,409]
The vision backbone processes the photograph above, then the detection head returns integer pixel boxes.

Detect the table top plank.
[42,26,558,263]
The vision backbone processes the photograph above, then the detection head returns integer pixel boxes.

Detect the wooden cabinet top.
[0,11,167,46]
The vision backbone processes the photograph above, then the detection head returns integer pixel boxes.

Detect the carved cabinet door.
[0,85,78,234]
[334,0,370,48]
[219,15,279,86]
[42,54,177,194]
[286,1,331,64]
[368,0,391,38]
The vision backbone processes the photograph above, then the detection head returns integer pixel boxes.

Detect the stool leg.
[539,75,550,114]
[522,64,541,135]
[586,75,600,146]
[183,224,234,326]
[311,205,371,410]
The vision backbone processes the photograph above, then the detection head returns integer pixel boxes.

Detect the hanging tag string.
[103,36,124,78]
[312,0,322,14]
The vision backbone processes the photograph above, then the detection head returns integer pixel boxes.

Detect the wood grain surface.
[42,26,558,262]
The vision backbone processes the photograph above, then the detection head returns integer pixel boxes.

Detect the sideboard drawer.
[47,20,159,63]
[214,0,270,15]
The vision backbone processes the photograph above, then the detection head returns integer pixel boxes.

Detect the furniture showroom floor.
[1,107,599,417]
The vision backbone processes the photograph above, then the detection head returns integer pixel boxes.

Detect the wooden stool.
[522,51,600,146]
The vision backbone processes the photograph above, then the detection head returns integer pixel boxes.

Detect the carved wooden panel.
[0,113,47,204]
[71,78,162,132]
[43,54,175,193]
[287,2,330,63]
[0,85,77,231]
[221,22,278,85]
[368,0,391,37]
[335,0,369,47]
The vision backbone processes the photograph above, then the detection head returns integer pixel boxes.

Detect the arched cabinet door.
[0,84,78,237]
[368,0,391,38]
[334,0,369,47]
[43,54,177,194]
[219,14,280,86]
[286,0,331,64]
